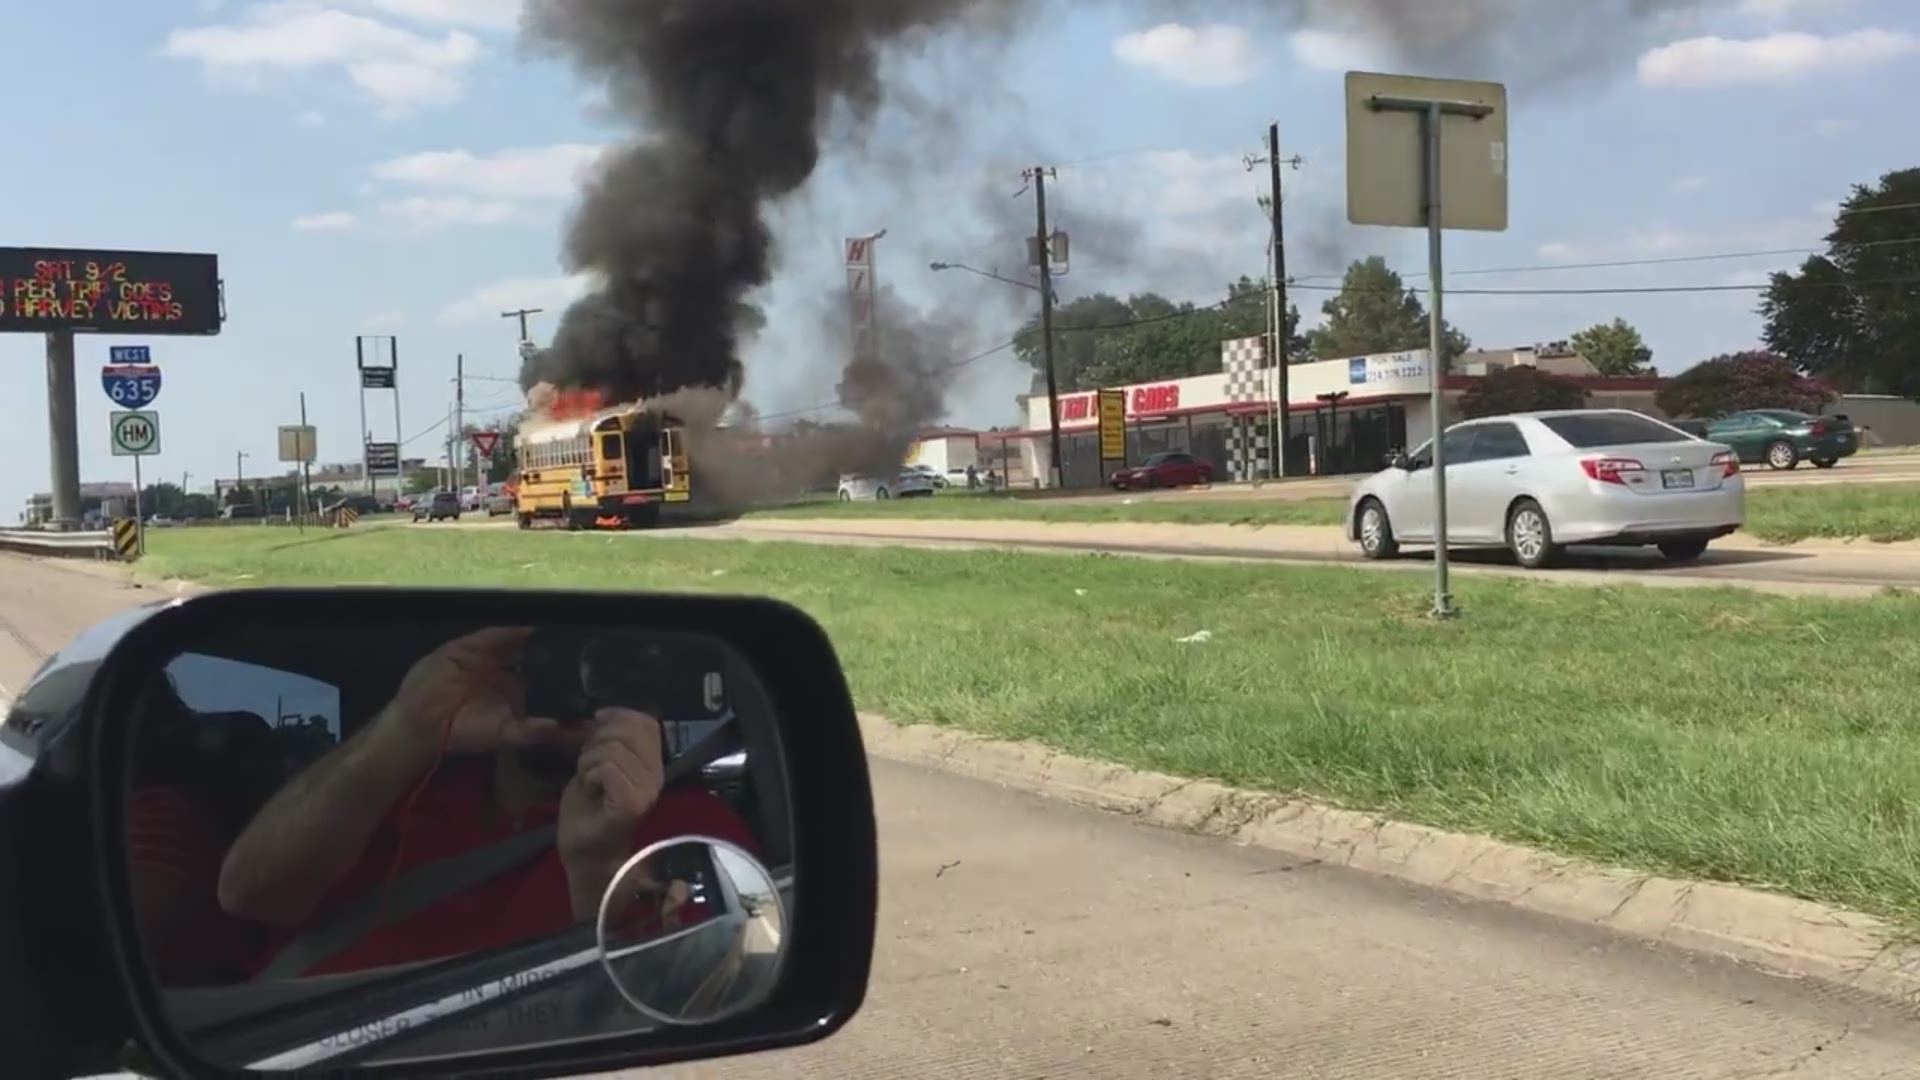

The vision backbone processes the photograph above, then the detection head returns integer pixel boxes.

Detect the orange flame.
[550,389,605,420]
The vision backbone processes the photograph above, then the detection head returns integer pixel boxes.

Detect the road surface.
[3,554,1917,1077]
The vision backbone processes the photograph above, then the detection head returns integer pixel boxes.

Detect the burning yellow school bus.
[514,393,690,529]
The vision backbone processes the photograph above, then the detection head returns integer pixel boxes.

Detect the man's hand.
[558,708,668,918]
[375,627,560,760]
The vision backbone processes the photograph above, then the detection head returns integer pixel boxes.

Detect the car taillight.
[1809,421,1827,436]
[1711,451,1738,477]
[1580,457,1644,484]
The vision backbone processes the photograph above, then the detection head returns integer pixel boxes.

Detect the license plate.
[1661,469,1695,489]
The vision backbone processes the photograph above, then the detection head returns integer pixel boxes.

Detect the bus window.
[599,433,622,463]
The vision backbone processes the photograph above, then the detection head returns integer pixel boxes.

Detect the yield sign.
[470,431,501,458]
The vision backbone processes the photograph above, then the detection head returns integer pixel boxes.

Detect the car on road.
[1704,409,1858,470]
[219,504,260,522]
[838,470,935,501]
[412,491,463,522]
[1110,451,1214,490]
[1347,409,1744,569]
[486,487,516,516]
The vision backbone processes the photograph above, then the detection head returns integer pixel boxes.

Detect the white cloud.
[341,0,521,28]
[162,2,483,115]
[378,196,519,229]
[296,108,326,126]
[1112,24,1256,88]
[1814,116,1856,135]
[362,310,407,330]
[290,210,358,231]
[1288,27,1388,72]
[440,275,594,323]
[1536,241,1577,261]
[370,144,606,199]
[1637,29,1918,88]
[1668,175,1710,194]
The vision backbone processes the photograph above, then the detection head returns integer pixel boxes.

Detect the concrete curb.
[858,714,1920,1004]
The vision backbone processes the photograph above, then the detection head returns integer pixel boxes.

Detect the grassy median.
[142,526,1920,928]
[750,482,1920,544]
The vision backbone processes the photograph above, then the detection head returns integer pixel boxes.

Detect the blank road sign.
[1345,71,1508,232]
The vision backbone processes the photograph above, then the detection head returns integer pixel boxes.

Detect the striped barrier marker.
[111,519,140,561]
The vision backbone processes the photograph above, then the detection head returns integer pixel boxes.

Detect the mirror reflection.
[598,837,788,1027]
[123,618,793,1069]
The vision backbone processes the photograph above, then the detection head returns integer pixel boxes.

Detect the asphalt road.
[4,553,1920,1077]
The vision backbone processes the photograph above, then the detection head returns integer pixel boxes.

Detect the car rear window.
[1537,413,1688,448]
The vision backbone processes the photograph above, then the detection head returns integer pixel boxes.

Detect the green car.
[1704,410,1858,470]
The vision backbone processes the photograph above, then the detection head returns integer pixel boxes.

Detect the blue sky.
[3,0,1915,515]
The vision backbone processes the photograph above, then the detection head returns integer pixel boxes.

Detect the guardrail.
[0,525,125,560]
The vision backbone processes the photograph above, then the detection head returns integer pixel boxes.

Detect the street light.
[929,261,1043,293]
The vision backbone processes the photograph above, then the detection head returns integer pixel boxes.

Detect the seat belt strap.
[255,824,559,980]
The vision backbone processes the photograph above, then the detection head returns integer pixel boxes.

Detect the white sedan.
[837,470,936,501]
[1346,410,1744,569]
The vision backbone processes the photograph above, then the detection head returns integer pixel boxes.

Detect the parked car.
[1347,409,1744,569]
[487,489,516,516]
[412,491,463,522]
[1109,452,1214,490]
[837,470,935,501]
[903,463,947,489]
[1705,410,1858,470]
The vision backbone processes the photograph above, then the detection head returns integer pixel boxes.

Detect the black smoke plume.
[517,0,1025,407]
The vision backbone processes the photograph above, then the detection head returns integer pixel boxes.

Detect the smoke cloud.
[517,0,1027,411]
[515,0,1712,471]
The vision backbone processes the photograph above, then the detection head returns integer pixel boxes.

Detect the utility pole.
[501,308,544,346]
[236,451,250,513]
[299,392,313,524]
[1247,127,1303,481]
[454,353,465,497]
[1025,165,1065,489]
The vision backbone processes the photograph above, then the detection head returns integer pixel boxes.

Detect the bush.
[1459,366,1589,419]
[1656,351,1835,419]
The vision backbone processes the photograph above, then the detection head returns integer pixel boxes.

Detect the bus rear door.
[663,427,690,503]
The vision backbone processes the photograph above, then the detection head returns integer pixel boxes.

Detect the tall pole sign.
[356,335,404,495]
[1346,71,1507,620]
[846,230,885,387]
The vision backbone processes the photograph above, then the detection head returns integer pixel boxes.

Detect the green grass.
[750,482,1920,544]
[1744,484,1920,544]
[141,525,1920,929]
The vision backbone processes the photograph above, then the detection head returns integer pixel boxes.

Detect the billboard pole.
[44,331,81,528]
[356,337,371,499]
[390,337,403,498]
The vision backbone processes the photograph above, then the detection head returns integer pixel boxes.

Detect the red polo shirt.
[254,758,758,978]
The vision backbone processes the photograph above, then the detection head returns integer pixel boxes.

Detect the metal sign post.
[1346,71,1507,620]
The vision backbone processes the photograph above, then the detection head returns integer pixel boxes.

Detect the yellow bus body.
[513,407,690,529]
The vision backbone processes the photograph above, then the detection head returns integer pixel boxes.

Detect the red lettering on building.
[1131,384,1180,415]
[1058,394,1095,422]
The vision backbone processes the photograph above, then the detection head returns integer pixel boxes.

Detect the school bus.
[514,405,690,529]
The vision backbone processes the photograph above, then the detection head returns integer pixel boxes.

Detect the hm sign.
[111,410,161,457]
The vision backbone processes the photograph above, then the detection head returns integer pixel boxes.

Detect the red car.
[1109,451,1213,490]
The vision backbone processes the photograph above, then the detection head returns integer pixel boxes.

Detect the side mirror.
[74,589,875,1076]
[1386,451,1411,471]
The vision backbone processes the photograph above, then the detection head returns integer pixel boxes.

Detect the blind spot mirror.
[598,836,788,1027]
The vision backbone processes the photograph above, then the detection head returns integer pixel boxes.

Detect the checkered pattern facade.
[1220,335,1273,481]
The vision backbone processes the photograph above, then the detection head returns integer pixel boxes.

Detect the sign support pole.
[1422,101,1453,620]
[391,338,403,497]
[132,453,145,556]
[44,331,81,529]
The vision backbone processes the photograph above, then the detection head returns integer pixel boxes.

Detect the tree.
[1459,366,1589,419]
[1654,351,1835,419]
[1307,256,1470,368]
[1014,279,1306,391]
[1570,318,1654,376]
[1763,167,1920,397]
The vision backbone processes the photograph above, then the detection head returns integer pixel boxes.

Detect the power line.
[1293,234,1920,284]
[1288,272,1920,297]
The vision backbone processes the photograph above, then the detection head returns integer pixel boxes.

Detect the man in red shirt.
[216,627,757,978]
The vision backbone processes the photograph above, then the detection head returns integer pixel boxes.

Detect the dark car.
[1705,410,1859,470]
[1109,452,1214,490]
[412,491,462,522]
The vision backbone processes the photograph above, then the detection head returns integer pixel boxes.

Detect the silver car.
[1346,410,1744,568]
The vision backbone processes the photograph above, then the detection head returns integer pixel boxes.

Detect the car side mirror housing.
[45,588,876,1077]
[1386,451,1411,471]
